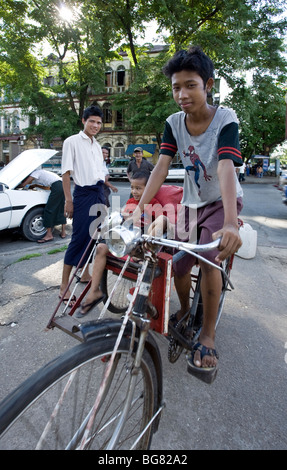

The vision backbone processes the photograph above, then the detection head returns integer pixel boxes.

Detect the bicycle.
[0,213,238,450]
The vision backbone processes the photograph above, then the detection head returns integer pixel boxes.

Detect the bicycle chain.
[168,319,189,363]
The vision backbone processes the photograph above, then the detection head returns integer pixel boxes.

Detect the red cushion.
[155,185,183,223]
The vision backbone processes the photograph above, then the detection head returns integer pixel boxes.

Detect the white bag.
[236,223,257,259]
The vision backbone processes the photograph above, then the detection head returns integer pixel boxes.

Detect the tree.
[0,0,121,143]
[114,0,287,146]
[113,51,179,147]
[150,0,287,82]
[0,0,286,148]
[223,74,287,160]
[89,0,154,66]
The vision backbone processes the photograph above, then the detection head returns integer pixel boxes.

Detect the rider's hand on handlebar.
[212,223,242,262]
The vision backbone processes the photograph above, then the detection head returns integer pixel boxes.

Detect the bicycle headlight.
[107,225,141,257]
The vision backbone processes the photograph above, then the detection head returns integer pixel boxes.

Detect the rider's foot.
[169,309,189,327]
[193,333,217,368]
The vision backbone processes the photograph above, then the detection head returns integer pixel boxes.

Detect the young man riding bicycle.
[133,46,243,382]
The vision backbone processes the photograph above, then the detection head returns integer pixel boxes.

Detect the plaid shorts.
[173,198,243,277]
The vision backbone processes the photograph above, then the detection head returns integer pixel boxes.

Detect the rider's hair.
[162,46,214,87]
[82,105,103,120]
[130,170,150,185]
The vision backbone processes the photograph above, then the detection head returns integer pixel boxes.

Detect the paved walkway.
[241,175,279,184]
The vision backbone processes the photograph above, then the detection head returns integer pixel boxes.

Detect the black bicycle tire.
[0,336,158,450]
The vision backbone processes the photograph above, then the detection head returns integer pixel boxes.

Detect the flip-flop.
[187,342,219,384]
[60,234,66,239]
[75,296,104,318]
[37,238,54,243]
[75,274,91,284]
[59,294,77,308]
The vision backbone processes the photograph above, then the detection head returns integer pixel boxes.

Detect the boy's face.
[102,148,109,160]
[171,70,213,114]
[82,115,102,138]
[130,178,146,201]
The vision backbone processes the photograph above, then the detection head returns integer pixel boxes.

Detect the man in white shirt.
[59,105,106,307]
[239,162,246,182]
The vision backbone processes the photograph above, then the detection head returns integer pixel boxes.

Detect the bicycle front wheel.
[0,337,158,450]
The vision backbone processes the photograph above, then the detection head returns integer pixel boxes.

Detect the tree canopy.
[0,0,286,153]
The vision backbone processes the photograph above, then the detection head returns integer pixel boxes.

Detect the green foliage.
[113,52,179,145]
[0,0,286,148]
[223,74,287,160]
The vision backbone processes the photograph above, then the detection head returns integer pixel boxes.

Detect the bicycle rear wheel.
[192,256,232,335]
[215,256,232,328]
[0,336,158,450]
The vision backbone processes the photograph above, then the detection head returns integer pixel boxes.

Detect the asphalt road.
[0,180,287,450]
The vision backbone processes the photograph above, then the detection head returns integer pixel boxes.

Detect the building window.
[44,75,55,86]
[116,110,123,128]
[12,113,20,133]
[114,143,125,158]
[117,66,125,92]
[105,67,113,93]
[103,103,112,124]
[4,116,10,134]
[29,114,36,127]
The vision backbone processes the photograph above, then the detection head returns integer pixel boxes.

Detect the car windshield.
[110,160,129,168]
[170,163,184,169]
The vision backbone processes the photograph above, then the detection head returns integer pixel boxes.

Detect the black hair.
[101,146,110,153]
[83,105,103,120]
[130,170,150,185]
[163,46,214,87]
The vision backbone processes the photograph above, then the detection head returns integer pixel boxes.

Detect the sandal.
[59,294,77,308]
[187,341,219,384]
[75,295,104,318]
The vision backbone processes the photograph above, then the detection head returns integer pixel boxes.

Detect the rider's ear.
[206,77,214,94]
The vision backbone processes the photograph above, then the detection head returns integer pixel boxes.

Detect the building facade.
[0,47,225,166]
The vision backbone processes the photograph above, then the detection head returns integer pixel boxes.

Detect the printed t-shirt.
[159,107,243,208]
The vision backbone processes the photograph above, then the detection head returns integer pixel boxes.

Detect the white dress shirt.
[61,131,105,186]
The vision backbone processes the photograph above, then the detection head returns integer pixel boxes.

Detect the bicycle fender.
[144,332,164,433]
[79,318,133,342]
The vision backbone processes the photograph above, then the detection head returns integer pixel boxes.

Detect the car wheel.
[21,207,47,241]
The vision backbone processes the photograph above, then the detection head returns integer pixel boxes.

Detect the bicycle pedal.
[186,357,218,384]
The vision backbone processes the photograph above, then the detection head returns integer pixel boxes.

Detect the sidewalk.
[241,175,279,184]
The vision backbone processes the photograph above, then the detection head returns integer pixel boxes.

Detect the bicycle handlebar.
[141,234,221,253]
[107,221,233,288]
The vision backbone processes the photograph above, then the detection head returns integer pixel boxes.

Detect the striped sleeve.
[217,122,242,166]
[159,121,178,157]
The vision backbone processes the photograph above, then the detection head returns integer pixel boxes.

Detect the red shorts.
[173,198,243,277]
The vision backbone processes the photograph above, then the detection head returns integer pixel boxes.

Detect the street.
[0,181,287,450]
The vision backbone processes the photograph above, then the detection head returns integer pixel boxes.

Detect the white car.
[166,162,185,181]
[279,169,287,190]
[108,158,130,178]
[0,149,58,241]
